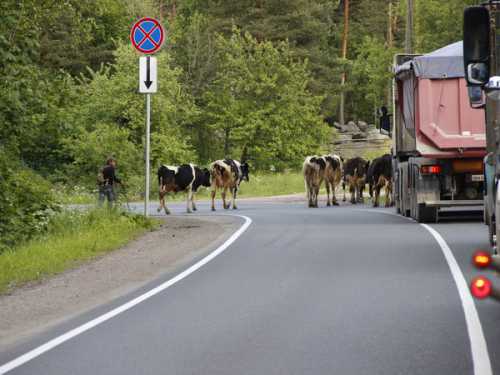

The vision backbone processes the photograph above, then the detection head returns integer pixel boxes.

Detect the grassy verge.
[192,171,306,200]
[58,172,309,204]
[0,209,160,294]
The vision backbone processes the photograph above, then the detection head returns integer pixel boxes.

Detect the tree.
[414,0,476,53]
[203,30,329,170]
[63,43,198,187]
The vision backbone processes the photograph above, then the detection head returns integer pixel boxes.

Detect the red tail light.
[421,165,442,174]
[472,251,491,269]
[470,276,492,299]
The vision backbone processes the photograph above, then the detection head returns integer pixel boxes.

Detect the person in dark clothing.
[378,106,392,135]
[98,158,122,207]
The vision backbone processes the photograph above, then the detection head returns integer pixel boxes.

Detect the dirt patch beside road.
[0,215,242,350]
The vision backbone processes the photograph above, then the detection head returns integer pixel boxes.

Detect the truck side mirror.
[467,63,489,85]
[463,6,490,86]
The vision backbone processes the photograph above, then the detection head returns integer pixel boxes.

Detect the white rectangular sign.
[139,56,157,94]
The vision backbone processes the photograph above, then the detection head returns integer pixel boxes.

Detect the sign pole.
[145,92,151,217]
[131,18,164,217]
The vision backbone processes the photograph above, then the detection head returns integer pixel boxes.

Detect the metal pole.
[144,93,151,217]
[405,0,413,54]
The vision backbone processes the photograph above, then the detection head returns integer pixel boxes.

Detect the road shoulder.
[0,215,241,350]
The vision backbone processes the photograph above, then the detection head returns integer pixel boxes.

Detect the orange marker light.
[421,165,442,174]
[472,251,492,269]
[470,276,492,299]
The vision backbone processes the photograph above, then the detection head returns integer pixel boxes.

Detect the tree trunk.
[224,128,230,157]
[339,0,350,125]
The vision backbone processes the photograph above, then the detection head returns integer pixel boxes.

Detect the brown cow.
[303,156,326,208]
[342,157,370,204]
[210,159,249,211]
[323,154,343,206]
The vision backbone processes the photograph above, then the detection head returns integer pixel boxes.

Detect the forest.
[0,0,475,249]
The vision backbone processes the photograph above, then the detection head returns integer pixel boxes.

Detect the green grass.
[239,172,305,197]
[59,172,308,204]
[0,209,160,294]
[190,171,306,200]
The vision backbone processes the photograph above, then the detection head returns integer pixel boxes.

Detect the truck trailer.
[393,42,486,223]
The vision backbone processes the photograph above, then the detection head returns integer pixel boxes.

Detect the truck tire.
[416,203,437,223]
[489,220,495,249]
[495,181,500,254]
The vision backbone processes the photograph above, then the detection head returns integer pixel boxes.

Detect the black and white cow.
[366,153,393,207]
[157,164,211,214]
[210,159,250,210]
[303,155,327,208]
[342,157,370,204]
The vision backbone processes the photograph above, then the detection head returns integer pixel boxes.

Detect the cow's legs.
[332,183,339,205]
[305,182,311,207]
[186,187,193,213]
[373,182,381,208]
[232,186,238,209]
[222,187,229,209]
[163,195,171,215]
[210,188,216,211]
[342,181,346,202]
[308,182,314,207]
[157,190,164,213]
[191,191,197,211]
[385,179,393,207]
[314,185,320,207]
[356,179,365,203]
[325,181,331,206]
[158,188,171,215]
[349,178,356,204]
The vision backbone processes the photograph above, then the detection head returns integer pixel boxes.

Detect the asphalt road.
[1,199,499,375]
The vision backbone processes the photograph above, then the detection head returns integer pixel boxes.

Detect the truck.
[392,42,486,223]
[463,2,500,251]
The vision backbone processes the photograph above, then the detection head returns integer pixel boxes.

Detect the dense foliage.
[0,0,475,247]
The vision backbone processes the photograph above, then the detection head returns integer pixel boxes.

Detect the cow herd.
[157,159,249,215]
[156,153,393,215]
[303,153,393,208]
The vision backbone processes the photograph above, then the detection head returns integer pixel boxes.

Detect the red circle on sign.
[130,17,165,54]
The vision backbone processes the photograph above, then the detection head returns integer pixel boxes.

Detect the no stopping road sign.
[130,17,165,54]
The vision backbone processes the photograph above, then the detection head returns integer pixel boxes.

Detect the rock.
[357,121,368,132]
[333,121,342,130]
[338,125,350,133]
[351,133,365,140]
[346,121,359,132]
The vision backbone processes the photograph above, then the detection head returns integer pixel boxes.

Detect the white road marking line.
[0,215,252,375]
[355,209,492,375]
[421,224,492,375]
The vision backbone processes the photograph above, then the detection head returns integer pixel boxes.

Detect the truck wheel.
[489,220,496,249]
[416,203,437,223]
[495,181,500,254]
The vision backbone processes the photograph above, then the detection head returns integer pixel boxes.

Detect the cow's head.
[240,162,250,182]
[201,168,211,187]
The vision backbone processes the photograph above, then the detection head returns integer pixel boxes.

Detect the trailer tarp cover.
[396,41,464,79]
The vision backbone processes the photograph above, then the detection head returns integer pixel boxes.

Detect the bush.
[0,153,59,251]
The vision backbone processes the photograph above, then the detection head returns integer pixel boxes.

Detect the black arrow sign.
[144,56,152,89]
